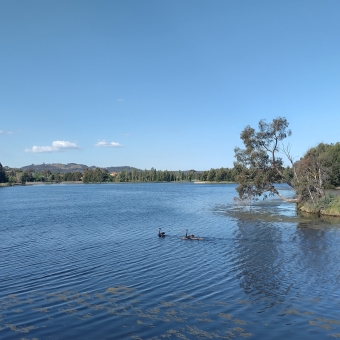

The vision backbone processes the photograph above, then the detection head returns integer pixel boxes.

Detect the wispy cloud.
[95,140,123,148]
[0,130,13,135]
[25,140,80,153]
[117,98,124,102]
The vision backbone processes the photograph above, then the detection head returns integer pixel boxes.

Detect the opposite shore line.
[0,181,237,187]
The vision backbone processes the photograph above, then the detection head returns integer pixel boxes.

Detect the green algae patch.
[196,318,213,323]
[219,313,233,320]
[330,333,340,338]
[32,307,51,313]
[315,317,340,325]
[106,286,135,295]
[5,324,35,333]
[233,318,247,325]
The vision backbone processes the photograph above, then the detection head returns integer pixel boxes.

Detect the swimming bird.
[158,228,166,237]
[185,229,194,239]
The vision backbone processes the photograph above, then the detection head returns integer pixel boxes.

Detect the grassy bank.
[321,196,340,216]
[299,195,340,217]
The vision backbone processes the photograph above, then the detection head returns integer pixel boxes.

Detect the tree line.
[0,163,241,184]
[1,125,340,199]
[0,167,83,184]
[76,167,240,183]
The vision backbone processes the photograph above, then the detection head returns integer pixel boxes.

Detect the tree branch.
[275,192,299,203]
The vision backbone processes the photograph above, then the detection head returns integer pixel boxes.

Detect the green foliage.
[0,163,7,183]
[21,171,34,184]
[8,176,16,184]
[115,169,185,182]
[207,169,216,182]
[302,194,334,212]
[33,172,45,182]
[63,172,82,181]
[82,168,109,183]
[234,117,295,202]
[301,142,340,189]
[54,173,63,182]
[198,168,236,182]
[293,142,340,203]
[3,163,239,185]
[322,195,340,216]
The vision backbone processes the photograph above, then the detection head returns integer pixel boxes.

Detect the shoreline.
[298,206,340,217]
[193,181,236,184]
[2,181,199,186]
[26,181,83,185]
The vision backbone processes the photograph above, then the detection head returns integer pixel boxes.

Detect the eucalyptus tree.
[234,117,300,203]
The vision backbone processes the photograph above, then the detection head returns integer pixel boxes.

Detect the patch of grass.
[322,196,340,216]
[300,195,340,216]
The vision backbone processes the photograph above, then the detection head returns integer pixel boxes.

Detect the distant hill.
[19,163,140,174]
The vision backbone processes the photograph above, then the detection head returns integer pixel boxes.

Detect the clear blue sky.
[1,0,339,170]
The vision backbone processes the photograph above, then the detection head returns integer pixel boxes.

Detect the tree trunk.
[276,192,299,203]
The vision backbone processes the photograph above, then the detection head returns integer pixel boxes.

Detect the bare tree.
[294,147,330,203]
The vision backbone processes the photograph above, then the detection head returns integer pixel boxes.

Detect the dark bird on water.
[158,228,166,237]
[185,229,194,239]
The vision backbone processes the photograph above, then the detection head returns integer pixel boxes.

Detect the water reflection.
[225,196,340,313]
[295,221,340,293]
[233,218,289,311]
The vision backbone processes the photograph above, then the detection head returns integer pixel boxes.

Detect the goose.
[158,228,166,237]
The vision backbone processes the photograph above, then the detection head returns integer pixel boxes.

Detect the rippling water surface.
[1,183,340,339]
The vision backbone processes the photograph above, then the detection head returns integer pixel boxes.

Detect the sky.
[1,0,340,170]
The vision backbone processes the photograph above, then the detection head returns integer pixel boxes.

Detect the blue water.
[1,183,340,339]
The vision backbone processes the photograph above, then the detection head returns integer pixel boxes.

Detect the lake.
[1,183,340,339]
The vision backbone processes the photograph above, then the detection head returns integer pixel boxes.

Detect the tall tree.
[234,117,299,203]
